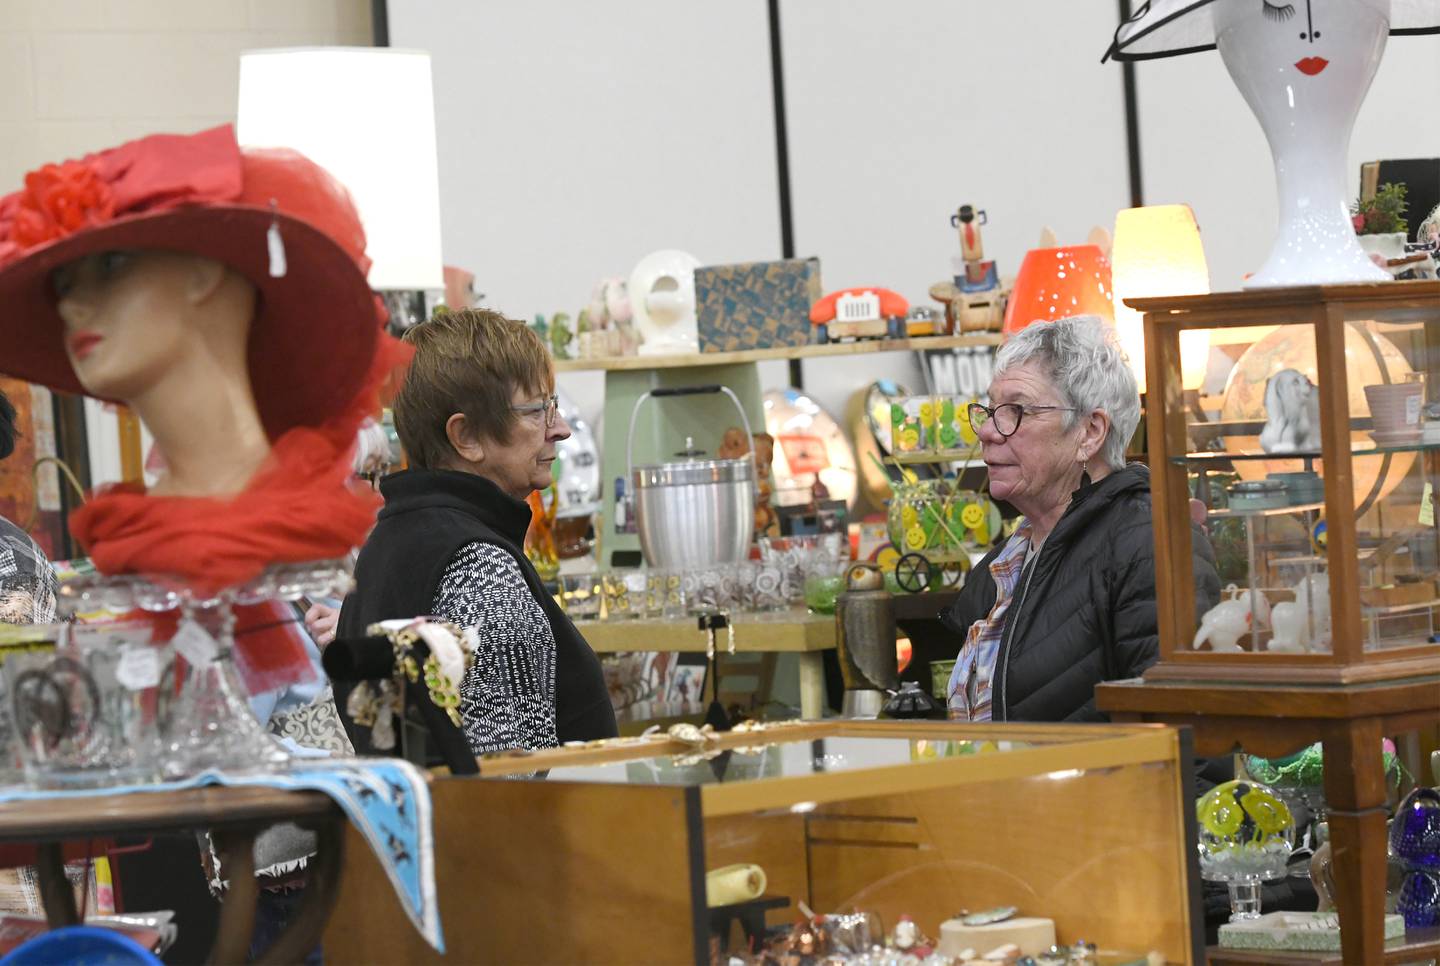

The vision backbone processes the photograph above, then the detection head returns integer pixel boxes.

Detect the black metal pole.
[767,0,804,388]
[371,0,389,46]
[1118,0,1144,208]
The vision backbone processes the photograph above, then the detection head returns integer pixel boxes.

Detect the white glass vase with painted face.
[1213,0,1392,288]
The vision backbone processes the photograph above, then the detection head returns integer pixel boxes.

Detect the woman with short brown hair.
[337,309,616,754]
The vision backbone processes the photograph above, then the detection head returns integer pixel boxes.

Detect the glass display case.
[324,720,1202,964]
[1137,280,1440,684]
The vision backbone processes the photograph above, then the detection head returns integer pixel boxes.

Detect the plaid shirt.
[947,523,1034,721]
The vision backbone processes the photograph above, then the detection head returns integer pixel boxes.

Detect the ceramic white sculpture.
[1260,368,1322,454]
[1104,0,1440,288]
[1213,0,1394,287]
[1195,584,1271,652]
[1269,573,1332,652]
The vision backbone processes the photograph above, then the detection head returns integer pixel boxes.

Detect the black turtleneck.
[336,469,617,751]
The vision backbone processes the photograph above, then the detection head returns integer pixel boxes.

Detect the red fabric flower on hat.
[10,159,115,248]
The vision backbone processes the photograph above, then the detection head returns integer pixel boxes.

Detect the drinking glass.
[560,573,602,622]
[5,622,171,788]
[602,570,647,620]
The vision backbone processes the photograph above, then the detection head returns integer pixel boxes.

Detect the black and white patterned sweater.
[431,541,558,754]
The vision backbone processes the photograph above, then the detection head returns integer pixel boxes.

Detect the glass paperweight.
[55,559,353,781]
[1390,787,1440,871]
[1197,779,1296,921]
[1396,869,1440,928]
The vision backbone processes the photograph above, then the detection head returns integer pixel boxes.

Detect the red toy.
[810,287,909,340]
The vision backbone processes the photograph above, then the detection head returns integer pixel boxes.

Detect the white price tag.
[115,647,162,691]
[1421,482,1435,527]
[171,620,220,667]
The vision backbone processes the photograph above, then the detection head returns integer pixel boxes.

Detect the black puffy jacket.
[940,463,1221,722]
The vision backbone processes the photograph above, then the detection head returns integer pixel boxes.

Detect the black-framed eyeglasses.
[967,402,1077,439]
[511,394,560,428]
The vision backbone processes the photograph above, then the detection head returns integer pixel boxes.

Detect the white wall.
[779,0,1132,416]
[389,0,786,430]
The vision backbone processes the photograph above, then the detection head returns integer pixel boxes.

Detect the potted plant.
[1352,182,1409,263]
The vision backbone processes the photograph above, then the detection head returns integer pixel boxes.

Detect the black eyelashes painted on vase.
[1262,1,1297,23]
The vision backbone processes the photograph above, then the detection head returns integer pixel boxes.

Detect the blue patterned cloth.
[0,758,443,952]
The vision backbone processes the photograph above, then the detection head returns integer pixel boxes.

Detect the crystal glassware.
[53,559,354,780]
[4,621,171,789]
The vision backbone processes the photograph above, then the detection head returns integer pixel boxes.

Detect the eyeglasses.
[511,394,560,428]
[967,402,1077,439]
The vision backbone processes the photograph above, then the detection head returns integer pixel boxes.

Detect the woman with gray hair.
[941,315,1220,722]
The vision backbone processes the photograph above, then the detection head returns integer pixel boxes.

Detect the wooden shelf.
[552,334,1002,372]
[574,607,834,653]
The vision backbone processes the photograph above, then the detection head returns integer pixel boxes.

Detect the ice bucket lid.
[632,457,754,488]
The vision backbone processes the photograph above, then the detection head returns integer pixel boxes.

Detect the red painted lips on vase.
[1294,57,1329,76]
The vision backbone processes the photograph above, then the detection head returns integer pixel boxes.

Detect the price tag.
[116,647,162,691]
[171,620,219,667]
[1421,482,1435,527]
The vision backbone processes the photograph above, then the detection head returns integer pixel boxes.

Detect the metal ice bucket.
[627,385,757,570]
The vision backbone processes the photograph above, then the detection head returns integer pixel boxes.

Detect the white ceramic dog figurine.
[1194,584,1270,652]
[1260,368,1322,454]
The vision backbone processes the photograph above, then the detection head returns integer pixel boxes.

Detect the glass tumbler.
[5,622,171,789]
[602,570,647,620]
[560,573,602,622]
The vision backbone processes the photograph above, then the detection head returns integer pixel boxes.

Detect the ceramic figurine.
[549,312,573,360]
[1260,368,1321,454]
[1194,584,1270,652]
[1106,0,1440,288]
[1268,573,1332,653]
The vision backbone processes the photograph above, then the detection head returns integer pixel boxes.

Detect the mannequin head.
[51,247,270,496]
[53,249,257,404]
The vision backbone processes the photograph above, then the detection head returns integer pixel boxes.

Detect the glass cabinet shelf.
[1171,440,1440,464]
[1206,501,1324,520]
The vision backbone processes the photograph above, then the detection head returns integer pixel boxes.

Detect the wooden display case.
[1138,281,1440,685]
[324,720,1203,964]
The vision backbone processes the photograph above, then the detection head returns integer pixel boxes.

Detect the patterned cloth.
[431,541,558,755]
[0,517,54,625]
[0,758,443,952]
[947,523,1034,721]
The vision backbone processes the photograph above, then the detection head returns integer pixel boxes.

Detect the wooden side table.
[0,785,346,965]
[1097,675,1440,965]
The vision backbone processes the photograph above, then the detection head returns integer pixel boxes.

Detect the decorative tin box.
[694,257,822,354]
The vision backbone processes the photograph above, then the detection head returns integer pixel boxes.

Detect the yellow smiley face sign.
[960,503,985,530]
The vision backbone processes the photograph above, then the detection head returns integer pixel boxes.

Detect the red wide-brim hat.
[0,124,383,439]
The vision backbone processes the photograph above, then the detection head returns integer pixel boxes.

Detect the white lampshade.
[1111,204,1211,393]
[237,47,444,291]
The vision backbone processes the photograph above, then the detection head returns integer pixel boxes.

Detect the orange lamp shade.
[1001,245,1114,337]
